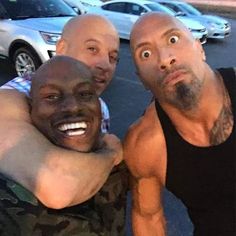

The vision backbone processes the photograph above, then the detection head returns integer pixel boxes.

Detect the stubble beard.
[163,74,203,111]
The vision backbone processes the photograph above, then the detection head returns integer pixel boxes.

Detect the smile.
[57,122,87,136]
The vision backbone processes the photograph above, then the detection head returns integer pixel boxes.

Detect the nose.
[158,49,176,71]
[60,95,81,114]
[95,54,112,73]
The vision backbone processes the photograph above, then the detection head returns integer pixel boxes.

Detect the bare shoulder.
[124,102,166,179]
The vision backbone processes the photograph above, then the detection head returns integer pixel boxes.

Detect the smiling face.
[30,56,101,152]
[131,13,207,111]
[56,14,120,95]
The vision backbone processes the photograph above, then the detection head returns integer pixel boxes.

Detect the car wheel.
[13,47,41,77]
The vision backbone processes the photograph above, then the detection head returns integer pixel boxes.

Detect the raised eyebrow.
[134,42,151,53]
[84,39,100,44]
[162,28,181,39]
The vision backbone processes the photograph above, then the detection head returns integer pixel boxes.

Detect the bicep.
[0,89,31,121]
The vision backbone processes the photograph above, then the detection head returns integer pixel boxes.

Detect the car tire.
[13,47,42,77]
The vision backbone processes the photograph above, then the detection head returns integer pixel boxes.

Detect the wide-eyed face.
[57,15,120,95]
[30,57,101,152]
[131,13,207,111]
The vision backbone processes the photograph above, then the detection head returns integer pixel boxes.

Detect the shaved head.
[61,14,118,41]
[30,55,101,152]
[130,12,207,111]
[56,14,120,95]
[130,12,194,50]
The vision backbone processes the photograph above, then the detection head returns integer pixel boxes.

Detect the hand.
[102,134,123,166]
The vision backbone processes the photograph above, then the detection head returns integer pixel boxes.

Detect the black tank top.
[155,68,236,236]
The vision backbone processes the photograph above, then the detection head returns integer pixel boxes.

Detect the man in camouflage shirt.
[0,56,128,236]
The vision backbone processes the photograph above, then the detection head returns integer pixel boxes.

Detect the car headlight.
[40,32,61,45]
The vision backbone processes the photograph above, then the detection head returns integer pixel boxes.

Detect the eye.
[168,35,179,44]
[109,55,119,64]
[140,50,152,59]
[87,46,98,53]
[45,94,60,101]
[78,90,95,100]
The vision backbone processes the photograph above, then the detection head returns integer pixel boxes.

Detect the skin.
[124,13,233,236]
[56,14,119,95]
[0,14,122,209]
[30,56,101,153]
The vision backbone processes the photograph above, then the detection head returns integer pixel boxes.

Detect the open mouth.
[57,121,88,136]
[94,76,107,85]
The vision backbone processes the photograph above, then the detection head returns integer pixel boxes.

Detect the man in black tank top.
[124,12,235,236]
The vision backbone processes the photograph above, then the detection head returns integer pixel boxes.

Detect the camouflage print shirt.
[0,163,128,236]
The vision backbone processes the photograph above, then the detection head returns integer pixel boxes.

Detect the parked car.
[88,0,207,43]
[0,0,76,76]
[63,0,87,14]
[80,0,103,8]
[154,0,231,39]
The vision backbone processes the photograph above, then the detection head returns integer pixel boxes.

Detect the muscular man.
[124,13,235,236]
[0,14,128,235]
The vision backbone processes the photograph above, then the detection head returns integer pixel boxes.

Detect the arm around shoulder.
[0,95,122,209]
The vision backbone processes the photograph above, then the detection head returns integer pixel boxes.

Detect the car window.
[126,3,147,16]
[145,3,176,16]
[0,0,76,19]
[161,3,181,13]
[102,2,126,13]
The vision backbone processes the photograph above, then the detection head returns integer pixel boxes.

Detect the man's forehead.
[131,16,183,46]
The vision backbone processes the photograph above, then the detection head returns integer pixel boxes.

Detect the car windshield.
[180,3,202,16]
[146,3,176,16]
[0,0,77,20]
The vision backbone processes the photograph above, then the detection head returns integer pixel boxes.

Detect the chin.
[56,141,92,153]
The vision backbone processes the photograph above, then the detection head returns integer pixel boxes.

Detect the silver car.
[155,0,231,39]
[88,0,207,43]
[0,0,76,76]
[63,0,87,14]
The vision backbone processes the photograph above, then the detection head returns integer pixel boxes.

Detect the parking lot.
[0,12,235,236]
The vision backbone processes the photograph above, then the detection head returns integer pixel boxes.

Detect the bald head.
[55,14,120,95]
[30,55,102,153]
[130,12,194,50]
[31,55,92,93]
[61,14,118,41]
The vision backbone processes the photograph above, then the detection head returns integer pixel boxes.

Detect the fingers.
[102,134,123,166]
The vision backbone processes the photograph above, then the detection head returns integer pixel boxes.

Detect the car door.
[125,3,148,36]
[0,2,13,57]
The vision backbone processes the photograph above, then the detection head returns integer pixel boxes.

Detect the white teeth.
[58,122,87,131]
[66,130,86,136]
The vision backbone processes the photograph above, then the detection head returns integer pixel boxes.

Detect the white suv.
[0,0,77,76]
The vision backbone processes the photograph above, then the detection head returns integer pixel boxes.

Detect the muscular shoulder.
[124,102,166,178]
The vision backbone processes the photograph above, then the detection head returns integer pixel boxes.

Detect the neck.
[160,68,233,146]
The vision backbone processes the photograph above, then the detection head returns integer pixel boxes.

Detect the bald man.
[124,13,235,236]
[0,15,128,235]
[0,55,106,235]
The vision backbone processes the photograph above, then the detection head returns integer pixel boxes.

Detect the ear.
[195,39,206,61]
[56,38,68,55]
[135,70,150,90]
